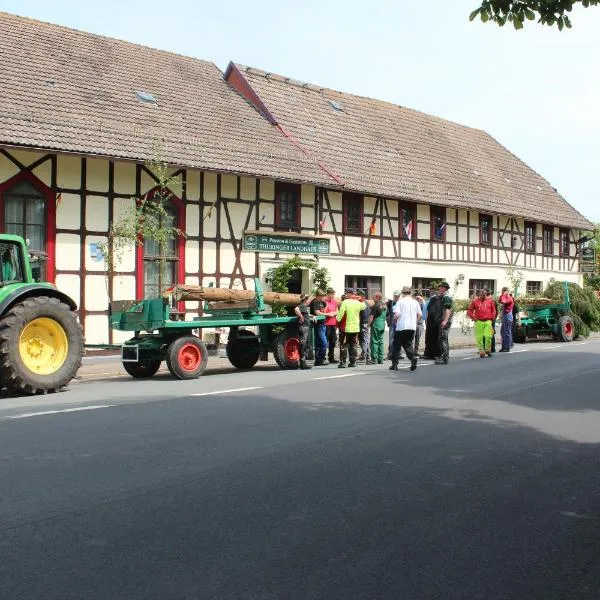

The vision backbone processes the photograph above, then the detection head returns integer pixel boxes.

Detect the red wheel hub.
[564,322,573,336]
[284,338,300,361]
[178,343,202,371]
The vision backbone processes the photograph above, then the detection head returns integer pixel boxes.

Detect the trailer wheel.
[0,296,83,394]
[226,329,260,370]
[557,316,575,342]
[166,336,208,379]
[273,328,300,370]
[123,360,161,378]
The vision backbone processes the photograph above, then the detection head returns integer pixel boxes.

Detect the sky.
[1,0,598,223]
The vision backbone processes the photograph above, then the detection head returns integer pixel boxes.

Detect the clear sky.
[1,0,598,223]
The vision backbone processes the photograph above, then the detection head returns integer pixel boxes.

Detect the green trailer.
[108,278,323,379]
[515,281,576,343]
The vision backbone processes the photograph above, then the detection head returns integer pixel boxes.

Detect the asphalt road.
[1,341,600,600]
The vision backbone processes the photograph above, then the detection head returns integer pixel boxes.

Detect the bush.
[543,281,600,337]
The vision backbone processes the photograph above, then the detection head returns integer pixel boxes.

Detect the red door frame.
[0,170,56,282]
[135,187,186,300]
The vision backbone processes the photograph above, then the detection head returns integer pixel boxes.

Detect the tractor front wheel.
[123,360,161,378]
[226,329,260,370]
[557,316,575,342]
[0,296,83,394]
[166,336,208,379]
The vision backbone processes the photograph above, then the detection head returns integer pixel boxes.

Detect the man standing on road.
[357,289,371,364]
[294,294,312,370]
[336,288,365,368]
[414,292,426,357]
[369,291,387,364]
[324,287,339,364]
[390,286,421,372]
[386,291,402,361]
[499,286,515,352]
[467,288,497,358]
[435,282,454,365]
[424,286,439,360]
[310,289,328,366]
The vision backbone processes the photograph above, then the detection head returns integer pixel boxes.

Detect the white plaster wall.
[113,161,136,194]
[57,154,81,190]
[84,315,108,345]
[55,274,80,307]
[240,177,256,201]
[301,207,313,227]
[87,159,109,193]
[203,241,217,274]
[301,184,314,204]
[221,174,237,199]
[345,237,361,255]
[0,152,20,180]
[111,275,136,300]
[56,233,80,270]
[186,170,201,201]
[85,235,108,272]
[56,193,80,229]
[186,203,200,237]
[204,172,218,203]
[86,196,109,231]
[85,275,109,311]
[185,240,200,274]
[259,179,274,201]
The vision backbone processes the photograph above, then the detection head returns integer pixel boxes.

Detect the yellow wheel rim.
[19,317,69,375]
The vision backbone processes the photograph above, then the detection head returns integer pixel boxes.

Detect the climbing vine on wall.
[265,256,331,317]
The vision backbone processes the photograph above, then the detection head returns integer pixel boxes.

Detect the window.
[559,228,570,256]
[400,204,415,240]
[543,226,554,256]
[345,275,382,299]
[275,182,300,230]
[135,190,185,300]
[343,193,363,235]
[431,206,446,242]
[412,277,443,297]
[524,222,536,253]
[0,241,24,284]
[469,279,496,298]
[0,172,55,282]
[526,281,543,295]
[479,214,493,246]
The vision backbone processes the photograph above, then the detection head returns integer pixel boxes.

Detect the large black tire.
[166,335,208,379]
[226,329,260,370]
[0,296,83,394]
[557,316,575,342]
[123,360,161,378]
[273,327,301,370]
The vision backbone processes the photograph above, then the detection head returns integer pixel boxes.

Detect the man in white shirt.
[390,286,422,372]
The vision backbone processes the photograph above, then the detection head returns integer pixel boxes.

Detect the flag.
[319,216,326,230]
[55,191,62,206]
[404,220,413,240]
[435,222,446,238]
[369,217,377,235]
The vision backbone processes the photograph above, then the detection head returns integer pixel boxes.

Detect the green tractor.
[0,234,83,394]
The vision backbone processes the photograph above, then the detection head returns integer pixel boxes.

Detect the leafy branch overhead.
[470,0,599,30]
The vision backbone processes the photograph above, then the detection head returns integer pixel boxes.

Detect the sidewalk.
[78,329,479,382]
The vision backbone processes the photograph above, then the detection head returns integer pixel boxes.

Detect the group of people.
[294,281,456,371]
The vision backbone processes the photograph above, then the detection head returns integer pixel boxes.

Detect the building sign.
[581,263,597,273]
[243,231,330,255]
[581,247,596,263]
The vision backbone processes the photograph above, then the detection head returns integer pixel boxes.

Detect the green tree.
[583,225,600,290]
[470,0,599,30]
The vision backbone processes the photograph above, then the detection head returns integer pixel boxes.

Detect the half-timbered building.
[0,12,593,344]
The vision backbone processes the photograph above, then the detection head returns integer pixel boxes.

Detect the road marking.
[311,373,365,380]
[5,405,114,420]
[191,386,263,397]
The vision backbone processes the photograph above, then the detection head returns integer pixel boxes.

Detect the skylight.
[327,99,344,112]
[135,90,157,104]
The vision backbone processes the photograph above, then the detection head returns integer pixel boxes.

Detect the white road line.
[5,405,114,420]
[311,373,365,380]
[191,386,263,397]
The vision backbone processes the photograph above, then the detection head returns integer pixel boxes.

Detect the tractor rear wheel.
[273,327,301,370]
[0,296,83,394]
[226,329,260,370]
[123,360,161,378]
[166,336,208,379]
[557,316,575,342]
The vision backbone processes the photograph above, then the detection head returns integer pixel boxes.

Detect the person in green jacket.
[369,292,387,364]
[336,288,365,368]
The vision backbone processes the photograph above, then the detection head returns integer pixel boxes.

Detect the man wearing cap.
[369,291,387,364]
[324,287,339,363]
[310,289,328,366]
[336,288,365,368]
[434,282,454,365]
[386,290,403,361]
[294,294,312,369]
[498,286,515,352]
[356,289,372,364]
[390,286,421,372]
[467,287,497,358]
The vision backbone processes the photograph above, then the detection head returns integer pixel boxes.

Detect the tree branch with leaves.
[470,0,598,30]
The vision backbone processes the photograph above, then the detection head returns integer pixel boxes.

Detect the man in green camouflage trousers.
[369,292,387,364]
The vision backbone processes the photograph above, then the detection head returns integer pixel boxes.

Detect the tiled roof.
[232,64,593,230]
[0,12,333,187]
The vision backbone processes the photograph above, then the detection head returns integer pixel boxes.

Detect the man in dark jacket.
[423,287,439,360]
